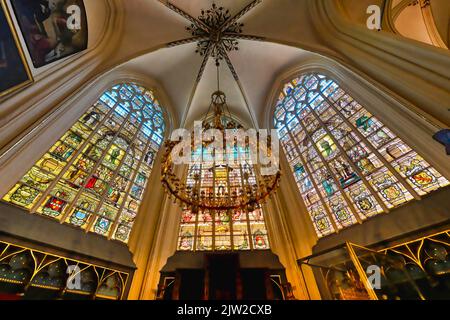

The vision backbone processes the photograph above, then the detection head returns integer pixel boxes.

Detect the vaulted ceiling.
[112,0,321,128]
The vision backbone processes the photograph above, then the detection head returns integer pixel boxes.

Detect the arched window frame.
[2,82,168,243]
[272,70,449,238]
[176,115,271,252]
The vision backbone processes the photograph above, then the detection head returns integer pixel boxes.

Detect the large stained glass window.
[177,117,270,252]
[274,73,449,238]
[2,83,165,243]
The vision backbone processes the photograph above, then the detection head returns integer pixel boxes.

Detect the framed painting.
[10,0,88,68]
[433,129,450,155]
[0,0,33,99]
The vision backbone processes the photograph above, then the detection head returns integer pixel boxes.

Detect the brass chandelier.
[161,66,281,213]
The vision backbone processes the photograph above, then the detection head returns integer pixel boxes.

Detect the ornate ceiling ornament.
[160,89,281,213]
[186,3,243,61]
[162,0,265,83]
[159,1,280,213]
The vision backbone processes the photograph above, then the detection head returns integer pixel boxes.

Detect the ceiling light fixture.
[161,63,281,213]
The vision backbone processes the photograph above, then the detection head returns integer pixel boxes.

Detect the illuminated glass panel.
[274,73,449,238]
[177,117,270,252]
[2,83,166,243]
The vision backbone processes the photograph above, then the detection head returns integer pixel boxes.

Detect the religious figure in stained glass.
[274,73,449,237]
[179,231,194,251]
[176,116,271,252]
[2,83,166,243]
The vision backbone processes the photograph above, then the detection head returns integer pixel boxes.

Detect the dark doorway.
[241,269,268,300]
[178,270,205,300]
[207,254,238,300]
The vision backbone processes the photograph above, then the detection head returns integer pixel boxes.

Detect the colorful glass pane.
[2,84,166,243]
[176,116,271,252]
[274,73,449,238]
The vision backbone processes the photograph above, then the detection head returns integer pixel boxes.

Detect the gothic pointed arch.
[2,83,166,243]
[273,72,449,237]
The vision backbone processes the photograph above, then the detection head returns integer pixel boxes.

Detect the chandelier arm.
[219,0,263,32]
[159,0,211,33]
[162,144,281,211]
[216,63,220,92]
[160,1,283,213]
[202,99,214,124]
[222,87,234,126]
[217,44,238,126]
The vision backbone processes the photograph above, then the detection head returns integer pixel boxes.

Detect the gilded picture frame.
[0,0,33,99]
[10,0,88,68]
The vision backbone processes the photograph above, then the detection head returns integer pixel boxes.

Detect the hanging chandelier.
[161,65,281,213]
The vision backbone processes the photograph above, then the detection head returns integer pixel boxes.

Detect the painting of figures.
[11,0,88,67]
[0,0,32,98]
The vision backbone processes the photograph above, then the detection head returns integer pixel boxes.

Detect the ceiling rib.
[220,45,259,129]
[195,43,213,84]
[180,43,213,127]
[160,1,265,128]
[218,0,263,32]
[159,0,210,32]
[219,45,239,81]
[166,36,209,48]
[223,33,266,42]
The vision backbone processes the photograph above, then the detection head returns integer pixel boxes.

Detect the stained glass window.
[274,73,449,238]
[2,83,166,243]
[177,117,270,252]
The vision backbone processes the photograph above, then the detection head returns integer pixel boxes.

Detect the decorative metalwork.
[175,113,273,251]
[161,1,266,128]
[298,229,450,300]
[161,88,281,213]
[187,3,242,60]
[162,1,265,84]
[0,240,129,300]
[351,230,450,300]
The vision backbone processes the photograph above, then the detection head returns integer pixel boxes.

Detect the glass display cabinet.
[0,240,131,300]
[298,230,450,300]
